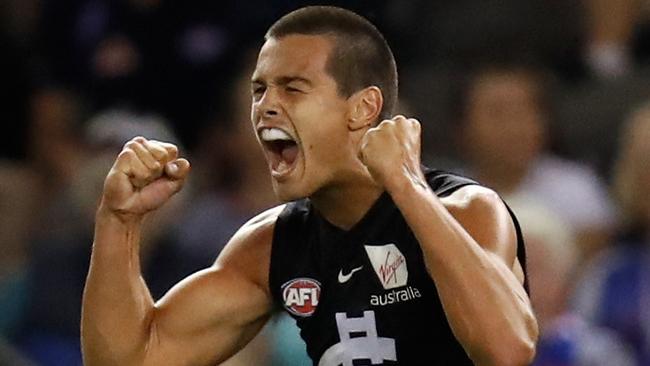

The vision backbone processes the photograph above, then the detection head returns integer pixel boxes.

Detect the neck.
[311,176,383,230]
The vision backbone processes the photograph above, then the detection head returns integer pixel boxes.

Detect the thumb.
[164,158,191,180]
[357,130,372,166]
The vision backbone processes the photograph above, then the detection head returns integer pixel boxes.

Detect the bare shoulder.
[440,185,518,265]
[214,204,286,292]
[439,185,503,213]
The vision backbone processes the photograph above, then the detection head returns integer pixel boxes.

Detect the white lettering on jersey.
[281,278,321,317]
[284,287,319,306]
[319,311,397,366]
[365,244,408,289]
[370,285,422,306]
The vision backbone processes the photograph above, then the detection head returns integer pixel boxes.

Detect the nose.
[255,87,280,119]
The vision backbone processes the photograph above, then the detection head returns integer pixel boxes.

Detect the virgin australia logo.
[364,244,408,290]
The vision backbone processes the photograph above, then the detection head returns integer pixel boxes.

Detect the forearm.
[81,206,155,365]
[389,181,537,365]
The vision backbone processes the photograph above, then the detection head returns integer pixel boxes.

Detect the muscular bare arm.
[81,137,278,366]
[393,184,537,366]
[359,116,538,366]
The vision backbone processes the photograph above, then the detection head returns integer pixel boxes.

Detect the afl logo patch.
[281,278,321,317]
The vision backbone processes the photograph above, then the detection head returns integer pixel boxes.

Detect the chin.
[272,182,305,203]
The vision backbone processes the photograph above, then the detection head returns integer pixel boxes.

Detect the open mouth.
[259,127,299,178]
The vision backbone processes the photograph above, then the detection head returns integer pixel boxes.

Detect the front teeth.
[260,128,293,142]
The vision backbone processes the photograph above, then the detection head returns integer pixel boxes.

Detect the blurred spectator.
[0,163,36,339]
[1,86,86,365]
[0,338,35,366]
[455,62,617,260]
[267,313,311,366]
[34,0,285,150]
[511,196,636,366]
[584,0,639,80]
[0,85,87,365]
[26,87,86,197]
[572,102,650,365]
[581,0,650,80]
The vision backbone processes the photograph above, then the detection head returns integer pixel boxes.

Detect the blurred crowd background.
[1,0,650,365]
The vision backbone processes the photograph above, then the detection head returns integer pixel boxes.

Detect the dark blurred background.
[1,1,650,365]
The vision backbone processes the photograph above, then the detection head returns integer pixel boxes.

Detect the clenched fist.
[100,136,190,221]
[359,115,426,192]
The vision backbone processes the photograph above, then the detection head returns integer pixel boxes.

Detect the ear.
[347,86,383,131]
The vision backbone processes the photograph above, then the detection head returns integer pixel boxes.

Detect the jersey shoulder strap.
[269,199,314,309]
[423,167,478,197]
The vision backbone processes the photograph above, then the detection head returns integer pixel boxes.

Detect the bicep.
[144,265,273,366]
[142,207,280,365]
[140,206,282,365]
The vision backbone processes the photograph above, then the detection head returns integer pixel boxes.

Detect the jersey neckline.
[309,190,393,239]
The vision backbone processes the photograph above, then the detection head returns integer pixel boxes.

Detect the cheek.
[294,99,348,151]
[302,124,347,162]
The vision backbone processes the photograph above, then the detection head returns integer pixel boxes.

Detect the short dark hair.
[266,6,398,122]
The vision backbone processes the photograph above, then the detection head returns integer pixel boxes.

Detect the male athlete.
[82,6,538,366]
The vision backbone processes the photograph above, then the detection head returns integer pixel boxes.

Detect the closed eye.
[286,86,303,93]
[252,85,266,99]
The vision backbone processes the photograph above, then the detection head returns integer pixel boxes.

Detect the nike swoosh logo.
[338,266,364,283]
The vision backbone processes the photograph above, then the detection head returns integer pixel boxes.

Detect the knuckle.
[150,141,167,152]
[161,143,178,156]
[118,149,134,160]
[125,140,140,150]
[378,119,394,129]
[155,147,168,157]
[365,128,380,139]
[146,145,164,158]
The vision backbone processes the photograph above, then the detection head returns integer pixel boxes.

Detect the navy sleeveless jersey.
[269,169,528,365]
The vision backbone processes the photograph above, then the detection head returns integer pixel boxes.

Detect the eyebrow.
[251,76,313,87]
